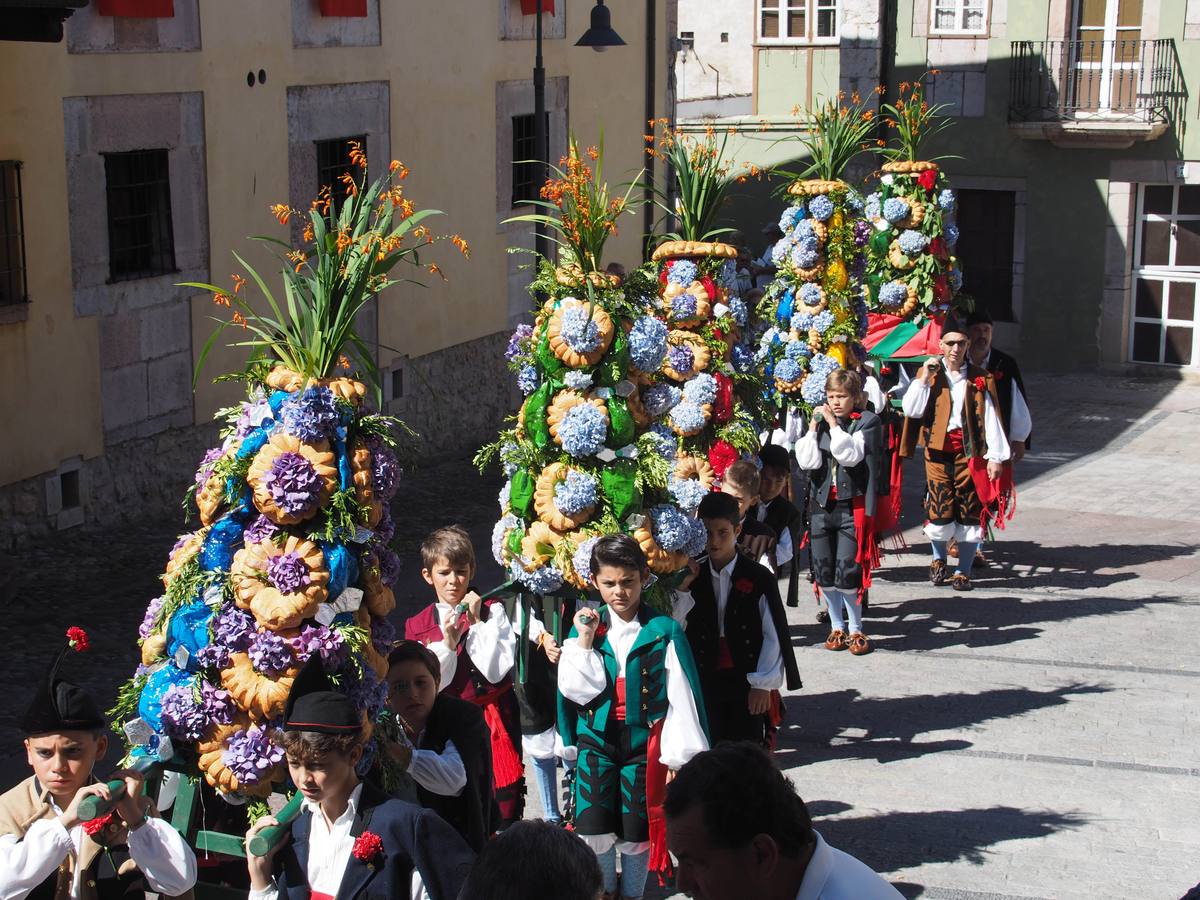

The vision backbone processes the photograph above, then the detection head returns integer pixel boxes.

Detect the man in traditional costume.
[0,629,197,900]
[900,313,1012,591]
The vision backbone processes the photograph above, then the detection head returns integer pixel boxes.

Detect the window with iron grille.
[512,113,549,208]
[316,135,366,213]
[758,0,838,44]
[0,161,27,306]
[104,149,176,282]
[956,188,1016,322]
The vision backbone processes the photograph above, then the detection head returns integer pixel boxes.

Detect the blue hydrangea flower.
[785,340,811,362]
[732,343,754,373]
[521,563,565,594]
[775,358,802,383]
[564,370,593,390]
[669,477,709,512]
[801,371,828,405]
[560,305,602,353]
[938,189,956,211]
[667,259,699,285]
[554,470,598,516]
[808,194,834,221]
[670,291,699,322]
[646,424,677,460]
[791,312,815,333]
[728,297,748,327]
[669,401,707,434]
[517,364,540,396]
[770,238,793,267]
[944,222,960,247]
[812,310,835,334]
[882,197,911,224]
[949,268,963,291]
[558,403,607,458]
[650,504,692,553]
[280,387,341,442]
[799,283,823,306]
[779,205,804,232]
[865,192,882,220]
[879,281,908,306]
[492,514,518,565]
[629,316,668,371]
[846,190,866,213]
[898,229,929,256]
[572,537,602,584]
[643,383,681,417]
[682,372,717,406]
[792,245,820,269]
[810,352,841,376]
[682,516,708,557]
[795,220,817,241]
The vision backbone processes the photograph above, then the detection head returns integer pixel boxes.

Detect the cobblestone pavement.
[3,372,1200,899]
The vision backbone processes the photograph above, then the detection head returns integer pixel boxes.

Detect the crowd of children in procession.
[0,310,1024,900]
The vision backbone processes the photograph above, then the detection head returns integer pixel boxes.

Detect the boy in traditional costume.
[403,525,524,825]
[794,371,884,655]
[557,535,709,900]
[674,492,801,746]
[245,656,474,900]
[0,628,197,900]
[754,444,805,609]
[900,313,1012,591]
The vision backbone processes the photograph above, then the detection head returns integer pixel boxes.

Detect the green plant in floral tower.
[878,73,956,163]
[646,120,746,242]
[786,93,879,183]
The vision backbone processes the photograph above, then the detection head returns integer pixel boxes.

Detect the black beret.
[283,656,361,734]
[21,630,105,735]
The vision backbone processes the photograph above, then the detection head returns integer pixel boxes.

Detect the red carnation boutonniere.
[973,376,987,392]
[594,621,609,642]
[66,627,89,653]
[82,811,115,839]
[850,412,862,420]
[917,167,939,192]
[734,577,756,595]
[880,364,893,376]
[352,831,385,868]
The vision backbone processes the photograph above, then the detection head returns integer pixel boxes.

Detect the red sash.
[469,682,524,789]
[716,637,734,670]
[614,677,627,722]
[310,892,335,900]
[645,718,672,884]
[944,431,1016,532]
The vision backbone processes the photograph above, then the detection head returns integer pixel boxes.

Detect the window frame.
[510,113,548,210]
[1129,183,1200,367]
[756,0,838,46]
[928,0,990,36]
[103,148,177,284]
[315,134,367,214]
[0,160,28,307]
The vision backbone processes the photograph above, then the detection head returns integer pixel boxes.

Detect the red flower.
[352,831,385,866]
[933,274,951,303]
[82,811,115,837]
[659,267,669,285]
[66,627,89,653]
[594,622,608,642]
[880,364,893,376]
[734,578,755,594]
[929,237,948,261]
[708,440,738,481]
[850,412,862,420]
[700,275,719,305]
[713,372,734,423]
[916,167,938,192]
[973,376,986,392]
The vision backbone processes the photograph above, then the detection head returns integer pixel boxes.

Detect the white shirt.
[247,784,428,900]
[900,361,1012,463]
[410,737,467,797]
[796,832,903,899]
[793,424,867,472]
[978,350,1033,443]
[673,557,784,691]
[558,610,709,769]
[0,791,197,900]
[863,374,887,414]
[755,504,794,568]
[426,601,517,692]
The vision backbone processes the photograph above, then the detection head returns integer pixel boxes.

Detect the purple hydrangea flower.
[370,616,397,655]
[222,725,284,786]
[213,605,255,652]
[160,682,208,742]
[347,665,387,717]
[670,292,698,321]
[853,219,871,247]
[244,514,280,546]
[667,344,695,375]
[235,397,275,439]
[195,643,231,670]
[266,552,311,595]
[262,452,323,517]
[370,443,401,501]
[374,505,396,545]
[378,547,402,587]
[505,323,534,361]
[194,448,224,491]
[280,387,340,442]
[139,596,166,639]
[292,624,346,666]
[247,630,294,675]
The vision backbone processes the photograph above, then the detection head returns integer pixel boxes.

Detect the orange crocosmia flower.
[348,140,367,170]
[586,146,599,160]
[287,250,307,272]
[339,171,359,197]
[413,225,429,241]
[428,263,446,280]
[397,198,415,219]
[231,311,248,329]
[451,235,470,258]
[212,292,231,307]
[270,204,291,225]
[338,355,352,370]
[336,230,353,254]
[302,224,315,243]
[231,274,246,294]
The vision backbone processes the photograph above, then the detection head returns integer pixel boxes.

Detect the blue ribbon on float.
[777,288,796,325]
[166,600,214,674]
[320,540,358,600]
[138,665,191,732]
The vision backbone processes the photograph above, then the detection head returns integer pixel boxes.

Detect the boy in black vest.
[674,493,801,747]
[755,445,805,608]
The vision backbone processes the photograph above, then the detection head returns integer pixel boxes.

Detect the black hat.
[758,444,792,473]
[966,306,993,327]
[283,656,361,734]
[21,628,105,735]
[940,311,967,339]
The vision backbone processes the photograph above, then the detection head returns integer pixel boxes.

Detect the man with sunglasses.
[898,312,1012,591]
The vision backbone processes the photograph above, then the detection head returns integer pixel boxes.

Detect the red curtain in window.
[519,0,555,14]
[96,0,175,16]
[318,0,368,15]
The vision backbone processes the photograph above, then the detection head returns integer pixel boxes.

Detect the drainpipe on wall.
[644,0,656,252]
[876,0,894,143]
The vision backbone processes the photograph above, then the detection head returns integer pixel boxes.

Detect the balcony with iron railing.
[1009,39,1186,148]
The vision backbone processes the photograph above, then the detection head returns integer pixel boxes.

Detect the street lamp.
[533,0,626,265]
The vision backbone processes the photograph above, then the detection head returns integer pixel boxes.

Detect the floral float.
[478,138,705,603]
[109,143,458,812]
[754,95,874,437]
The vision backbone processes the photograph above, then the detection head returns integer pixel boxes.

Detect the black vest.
[808,409,882,517]
[985,347,1032,451]
[685,557,770,681]
[758,496,803,543]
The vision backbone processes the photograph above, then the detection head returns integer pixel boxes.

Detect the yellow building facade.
[0,0,673,544]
